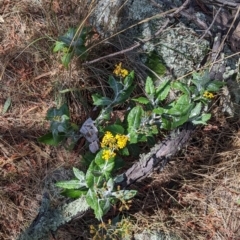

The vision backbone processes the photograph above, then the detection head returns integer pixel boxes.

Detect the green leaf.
[62,189,87,198]
[95,151,115,174]
[107,178,114,192]
[114,156,125,170]
[55,180,83,189]
[119,147,129,156]
[92,94,112,106]
[145,76,155,96]
[206,81,225,92]
[156,80,171,102]
[153,107,166,114]
[192,113,211,125]
[124,71,134,86]
[53,41,66,52]
[118,85,135,103]
[83,151,96,167]
[167,94,191,116]
[86,161,98,188]
[86,188,103,220]
[132,97,150,104]
[99,198,111,216]
[170,111,191,129]
[48,104,70,119]
[127,106,144,143]
[59,28,78,46]
[127,106,144,130]
[61,52,73,68]
[73,167,85,181]
[108,76,123,97]
[172,81,190,96]
[38,132,65,146]
[2,97,11,114]
[189,102,202,118]
[146,51,166,77]
[104,124,125,134]
[191,71,211,92]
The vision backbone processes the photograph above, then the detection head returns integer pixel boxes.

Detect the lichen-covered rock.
[90,0,209,84]
[154,23,209,80]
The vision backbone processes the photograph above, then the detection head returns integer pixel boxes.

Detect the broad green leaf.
[108,76,123,97]
[170,112,190,129]
[128,131,138,144]
[61,52,73,68]
[192,113,211,125]
[146,51,166,76]
[73,167,85,181]
[153,107,165,114]
[53,41,66,52]
[86,189,103,220]
[92,94,112,106]
[127,106,144,130]
[99,198,111,216]
[38,132,65,146]
[132,97,150,104]
[2,97,11,114]
[86,161,97,188]
[161,116,171,130]
[119,147,129,156]
[114,156,125,170]
[172,81,190,96]
[115,85,135,103]
[75,45,87,59]
[94,150,106,167]
[55,180,83,189]
[189,102,202,118]
[95,152,115,174]
[206,81,225,92]
[167,94,191,116]
[58,28,79,47]
[106,178,114,192]
[145,76,155,96]
[191,71,211,92]
[124,71,134,85]
[83,151,96,167]
[104,124,125,134]
[62,189,87,198]
[156,80,171,101]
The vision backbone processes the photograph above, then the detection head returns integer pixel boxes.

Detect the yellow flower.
[115,134,129,149]
[203,91,214,99]
[102,149,116,161]
[101,131,116,148]
[113,62,129,78]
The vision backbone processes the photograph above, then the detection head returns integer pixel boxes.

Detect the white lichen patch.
[155,23,209,79]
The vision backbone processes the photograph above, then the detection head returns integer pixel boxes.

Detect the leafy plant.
[38,103,80,148]
[56,136,136,220]
[41,63,224,221]
[53,27,92,68]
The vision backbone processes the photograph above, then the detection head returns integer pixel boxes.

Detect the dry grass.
[0,0,240,240]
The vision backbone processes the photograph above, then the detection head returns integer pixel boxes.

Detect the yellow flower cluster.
[113,62,129,78]
[102,149,116,161]
[101,131,129,161]
[101,131,116,149]
[203,91,214,99]
[115,134,129,149]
